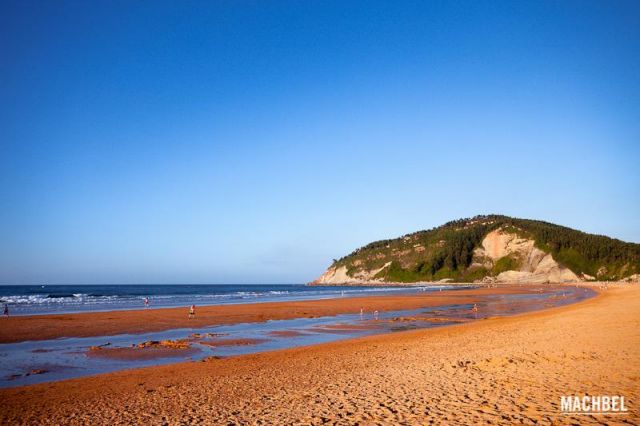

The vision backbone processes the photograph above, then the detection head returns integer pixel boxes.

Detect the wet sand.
[267,330,307,337]
[1,283,638,425]
[88,346,200,361]
[199,338,270,347]
[86,337,273,361]
[0,285,546,344]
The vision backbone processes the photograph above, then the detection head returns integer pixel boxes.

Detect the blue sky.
[1,1,639,284]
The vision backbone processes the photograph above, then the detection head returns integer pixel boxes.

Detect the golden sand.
[1,284,638,425]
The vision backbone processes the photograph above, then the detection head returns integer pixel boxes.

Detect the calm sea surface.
[0,284,463,316]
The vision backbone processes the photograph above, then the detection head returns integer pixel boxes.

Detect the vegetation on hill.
[331,215,640,282]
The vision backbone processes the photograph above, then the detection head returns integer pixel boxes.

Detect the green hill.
[312,215,640,284]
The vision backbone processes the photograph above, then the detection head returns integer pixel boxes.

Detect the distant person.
[373,310,379,320]
[189,304,195,319]
[3,304,8,317]
[144,297,149,308]
[360,307,364,320]
[472,304,478,319]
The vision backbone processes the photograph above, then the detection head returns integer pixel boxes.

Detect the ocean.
[0,284,456,316]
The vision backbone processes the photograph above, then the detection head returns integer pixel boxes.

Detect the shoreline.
[309,280,624,286]
[1,284,637,424]
[0,284,575,344]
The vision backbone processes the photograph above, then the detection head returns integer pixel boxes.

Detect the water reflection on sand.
[0,286,595,388]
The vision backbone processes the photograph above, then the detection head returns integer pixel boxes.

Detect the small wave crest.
[46,293,86,299]
[2,294,119,305]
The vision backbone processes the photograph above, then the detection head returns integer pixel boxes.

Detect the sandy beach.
[0,283,638,425]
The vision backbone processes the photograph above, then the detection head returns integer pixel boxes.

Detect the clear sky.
[1,1,639,284]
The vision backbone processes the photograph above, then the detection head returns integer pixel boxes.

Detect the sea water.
[0,284,464,316]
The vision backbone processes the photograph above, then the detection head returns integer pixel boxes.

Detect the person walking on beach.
[360,307,364,320]
[189,304,195,319]
[144,297,149,308]
[373,310,379,320]
[3,304,8,317]
[472,303,478,319]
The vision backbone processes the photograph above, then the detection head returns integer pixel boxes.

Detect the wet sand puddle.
[0,286,594,387]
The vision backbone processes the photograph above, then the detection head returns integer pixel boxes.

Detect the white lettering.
[612,396,619,411]
[560,395,629,413]
[572,396,581,412]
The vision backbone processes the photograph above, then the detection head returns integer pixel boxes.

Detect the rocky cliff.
[470,229,578,284]
[311,215,640,285]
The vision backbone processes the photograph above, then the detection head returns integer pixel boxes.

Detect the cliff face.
[471,229,578,284]
[311,215,640,285]
[313,263,391,285]
[313,228,578,285]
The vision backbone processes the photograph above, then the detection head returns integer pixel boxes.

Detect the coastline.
[307,280,470,287]
[0,283,637,424]
[0,285,552,344]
